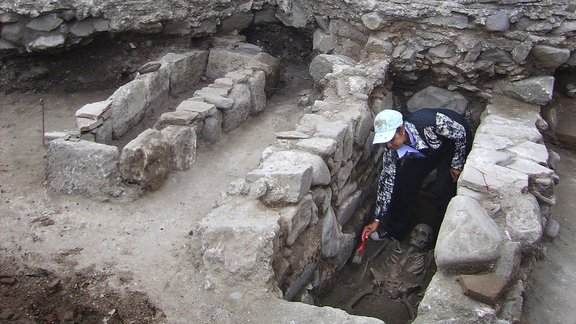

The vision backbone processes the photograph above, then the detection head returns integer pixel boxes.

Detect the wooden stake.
[40,98,45,147]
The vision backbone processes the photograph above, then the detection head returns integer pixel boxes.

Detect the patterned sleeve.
[435,112,467,170]
[374,148,398,222]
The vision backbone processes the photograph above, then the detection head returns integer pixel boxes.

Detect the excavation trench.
[29,22,451,322]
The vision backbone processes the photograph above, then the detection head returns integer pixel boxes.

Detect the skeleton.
[347,224,435,320]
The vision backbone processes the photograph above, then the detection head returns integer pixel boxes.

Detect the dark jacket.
[374,108,472,222]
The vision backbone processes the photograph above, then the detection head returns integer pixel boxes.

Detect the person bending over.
[363,108,472,241]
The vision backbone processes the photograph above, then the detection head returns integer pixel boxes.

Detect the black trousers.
[384,144,457,240]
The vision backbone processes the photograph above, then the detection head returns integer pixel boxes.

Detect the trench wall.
[2,1,576,97]
[46,38,280,198]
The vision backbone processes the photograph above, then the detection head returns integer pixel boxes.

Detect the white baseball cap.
[373,109,403,144]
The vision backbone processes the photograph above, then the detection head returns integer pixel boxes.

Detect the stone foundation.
[46,39,280,199]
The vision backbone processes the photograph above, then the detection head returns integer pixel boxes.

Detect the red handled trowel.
[352,230,369,264]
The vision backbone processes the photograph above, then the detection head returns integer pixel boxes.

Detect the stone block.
[160,51,208,94]
[161,125,197,171]
[435,196,504,272]
[195,86,231,98]
[27,35,65,51]
[275,131,310,139]
[76,117,103,131]
[246,163,312,205]
[328,19,368,44]
[155,111,198,129]
[109,78,151,138]
[504,76,554,106]
[466,147,513,166]
[196,92,234,110]
[460,161,528,195]
[91,119,114,144]
[309,54,356,81]
[486,12,510,32]
[322,207,355,262]
[136,61,171,110]
[362,12,384,30]
[199,198,281,286]
[257,150,330,187]
[507,141,549,166]
[472,133,514,151]
[312,187,332,214]
[206,48,255,79]
[456,274,508,306]
[365,31,394,54]
[407,86,468,114]
[248,70,266,114]
[495,241,522,281]
[176,100,217,118]
[505,158,555,177]
[295,138,337,157]
[46,139,124,197]
[476,115,542,144]
[415,272,497,323]
[70,19,96,37]
[313,29,337,53]
[26,14,63,31]
[202,111,223,144]
[336,190,362,226]
[502,194,542,248]
[530,45,571,69]
[75,99,112,120]
[278,194,315,246]
[219,11,254,33]
[247,53,279,89]
[222,83,251,132]
[120,129,173,191]
[213,77,235,88]
[1,22,24,43]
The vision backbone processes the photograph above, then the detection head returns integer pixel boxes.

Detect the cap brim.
[373,130,396,144]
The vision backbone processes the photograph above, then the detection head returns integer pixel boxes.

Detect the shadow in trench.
[316,189,439,324]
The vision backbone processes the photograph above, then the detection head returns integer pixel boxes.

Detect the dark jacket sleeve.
[374,148,398,222]
[434,112,469,170]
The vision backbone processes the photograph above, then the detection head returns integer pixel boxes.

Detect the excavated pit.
[1,6,567,320]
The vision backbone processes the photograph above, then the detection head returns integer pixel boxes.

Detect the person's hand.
[450,168,461,183]
[362,220,379,240]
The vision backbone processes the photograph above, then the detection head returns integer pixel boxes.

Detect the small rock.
[0,276,16,286]
[456,274,508,306]
[543,218,560,241]
[138,62,162,74]
[204,279,214,290]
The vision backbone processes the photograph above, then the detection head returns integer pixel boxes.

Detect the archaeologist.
[362,108,472,241]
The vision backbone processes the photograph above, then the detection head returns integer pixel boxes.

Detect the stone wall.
[198,52,390,304]
[2,1,575,94]
[197,49,559,321]
[46,40,280,199]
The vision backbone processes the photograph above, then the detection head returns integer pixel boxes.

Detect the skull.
[409,224,433,249]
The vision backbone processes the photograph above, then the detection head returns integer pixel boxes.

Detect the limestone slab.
[435,196,504,271]
[507,141,549,166]
[76,100,113,120]
[176,100,217,118]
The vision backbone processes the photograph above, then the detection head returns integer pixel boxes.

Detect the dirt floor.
[0,28,315,323]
